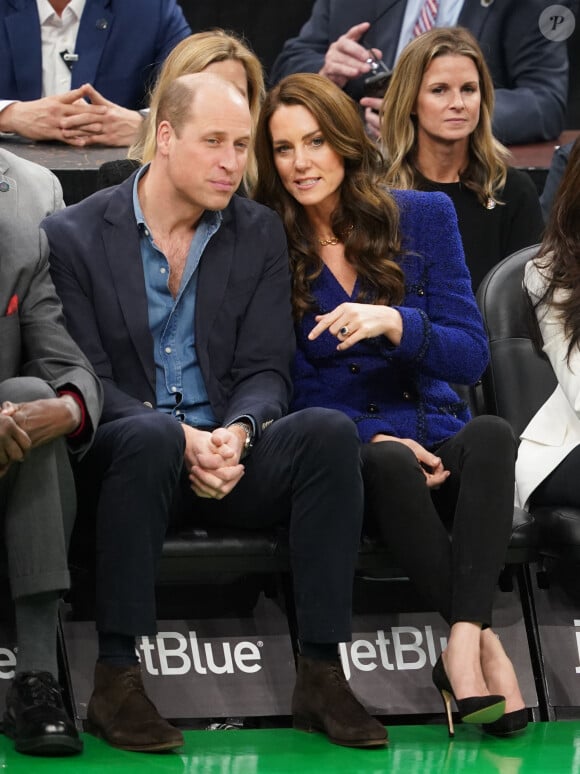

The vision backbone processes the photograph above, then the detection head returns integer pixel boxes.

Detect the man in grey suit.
[0,148,102,755]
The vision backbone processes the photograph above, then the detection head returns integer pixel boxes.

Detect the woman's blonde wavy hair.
[380,26,509,206]
[128,29,265,189]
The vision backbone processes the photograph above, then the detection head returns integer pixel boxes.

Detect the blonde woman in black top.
[381,27,542,291]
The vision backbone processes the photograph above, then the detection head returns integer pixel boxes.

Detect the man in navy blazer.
[43,73,387,751]
[0,0,190,145]
[271,0,578,144]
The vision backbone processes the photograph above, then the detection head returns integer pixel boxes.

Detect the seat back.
[476,245,557,439]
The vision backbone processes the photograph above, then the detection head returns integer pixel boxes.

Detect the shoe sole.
[293,720,388,748]
[7,731,83,757]
[14,738,83,756]
[482,719,528,737]
[461,700,506,725]
[85,720,184,752]
[3,718,83,756]
[482,724,528,737]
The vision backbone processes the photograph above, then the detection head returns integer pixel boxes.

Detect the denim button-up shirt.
[133,166,221,427]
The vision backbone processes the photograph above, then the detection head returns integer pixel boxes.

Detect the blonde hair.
[381,27,509,206]
[129,29,265,188]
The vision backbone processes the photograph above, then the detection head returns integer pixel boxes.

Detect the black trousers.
[531,445,580,508]
[75,407,363,643]
[362,415,516,627]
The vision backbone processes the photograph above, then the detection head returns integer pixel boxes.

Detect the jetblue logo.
[340,626,447,681]
[137,627,450,679]
[0,647,16,680]
[138,631,263,676]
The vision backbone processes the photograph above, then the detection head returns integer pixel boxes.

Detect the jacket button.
[349,363,360,374]
[403,391,411,400]
[367,403,379,414]
[418,288,425,296]
[143,401,153,408]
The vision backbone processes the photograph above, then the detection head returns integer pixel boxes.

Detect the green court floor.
[0,722,576,773]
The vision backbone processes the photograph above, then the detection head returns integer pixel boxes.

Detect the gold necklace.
[318,234,340,246]
[317,225,353,247]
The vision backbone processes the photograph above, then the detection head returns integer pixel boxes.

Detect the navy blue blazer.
[271,0,577,144]
[292,189,489,448]
[42,173,295,434]
[0,0,190,109]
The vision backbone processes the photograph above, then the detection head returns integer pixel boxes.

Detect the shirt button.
[144,229,150,237]
[417,289,425,296]
[349,363,360,374]
[171,386,177,393]
[165,346,172,354]
[143,401,153,408]
[367,403,379,414]
[403,391,411,400]
[160,267,167,274]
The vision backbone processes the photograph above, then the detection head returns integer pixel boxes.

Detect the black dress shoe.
[3,671,83,756]
[482,707,528,736]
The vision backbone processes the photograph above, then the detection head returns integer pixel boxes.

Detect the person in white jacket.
[516,137,580,511]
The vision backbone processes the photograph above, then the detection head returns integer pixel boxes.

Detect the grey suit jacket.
[0,148,102,452]
[270,0,577,144]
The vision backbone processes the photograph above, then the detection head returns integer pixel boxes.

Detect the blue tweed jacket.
[291,189,489,449]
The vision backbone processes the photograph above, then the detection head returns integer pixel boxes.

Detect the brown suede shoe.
[292,656,387,748]
[86,663,183,752]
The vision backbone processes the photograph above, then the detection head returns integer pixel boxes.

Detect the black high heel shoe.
[432,655,506,737]
[482,707,528,736]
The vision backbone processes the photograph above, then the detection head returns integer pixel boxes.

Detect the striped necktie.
[413,0,440,37]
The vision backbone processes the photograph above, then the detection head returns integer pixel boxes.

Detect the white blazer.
[515,259,580,508]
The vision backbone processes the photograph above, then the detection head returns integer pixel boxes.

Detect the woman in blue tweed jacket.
[254,73,526,737]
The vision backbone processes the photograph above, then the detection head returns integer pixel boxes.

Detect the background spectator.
[270,0,577,144]
[381,27,543,291]
[0,0,190,146]
[129,29,265,190]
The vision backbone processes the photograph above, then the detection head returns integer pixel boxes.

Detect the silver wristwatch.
[229,421,254,458]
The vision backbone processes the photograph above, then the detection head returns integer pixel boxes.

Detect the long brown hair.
[533,137,580,360]
[381,27,509,206]
[253,73,404,320]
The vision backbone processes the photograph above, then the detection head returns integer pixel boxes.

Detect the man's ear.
[156,120,173,156]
